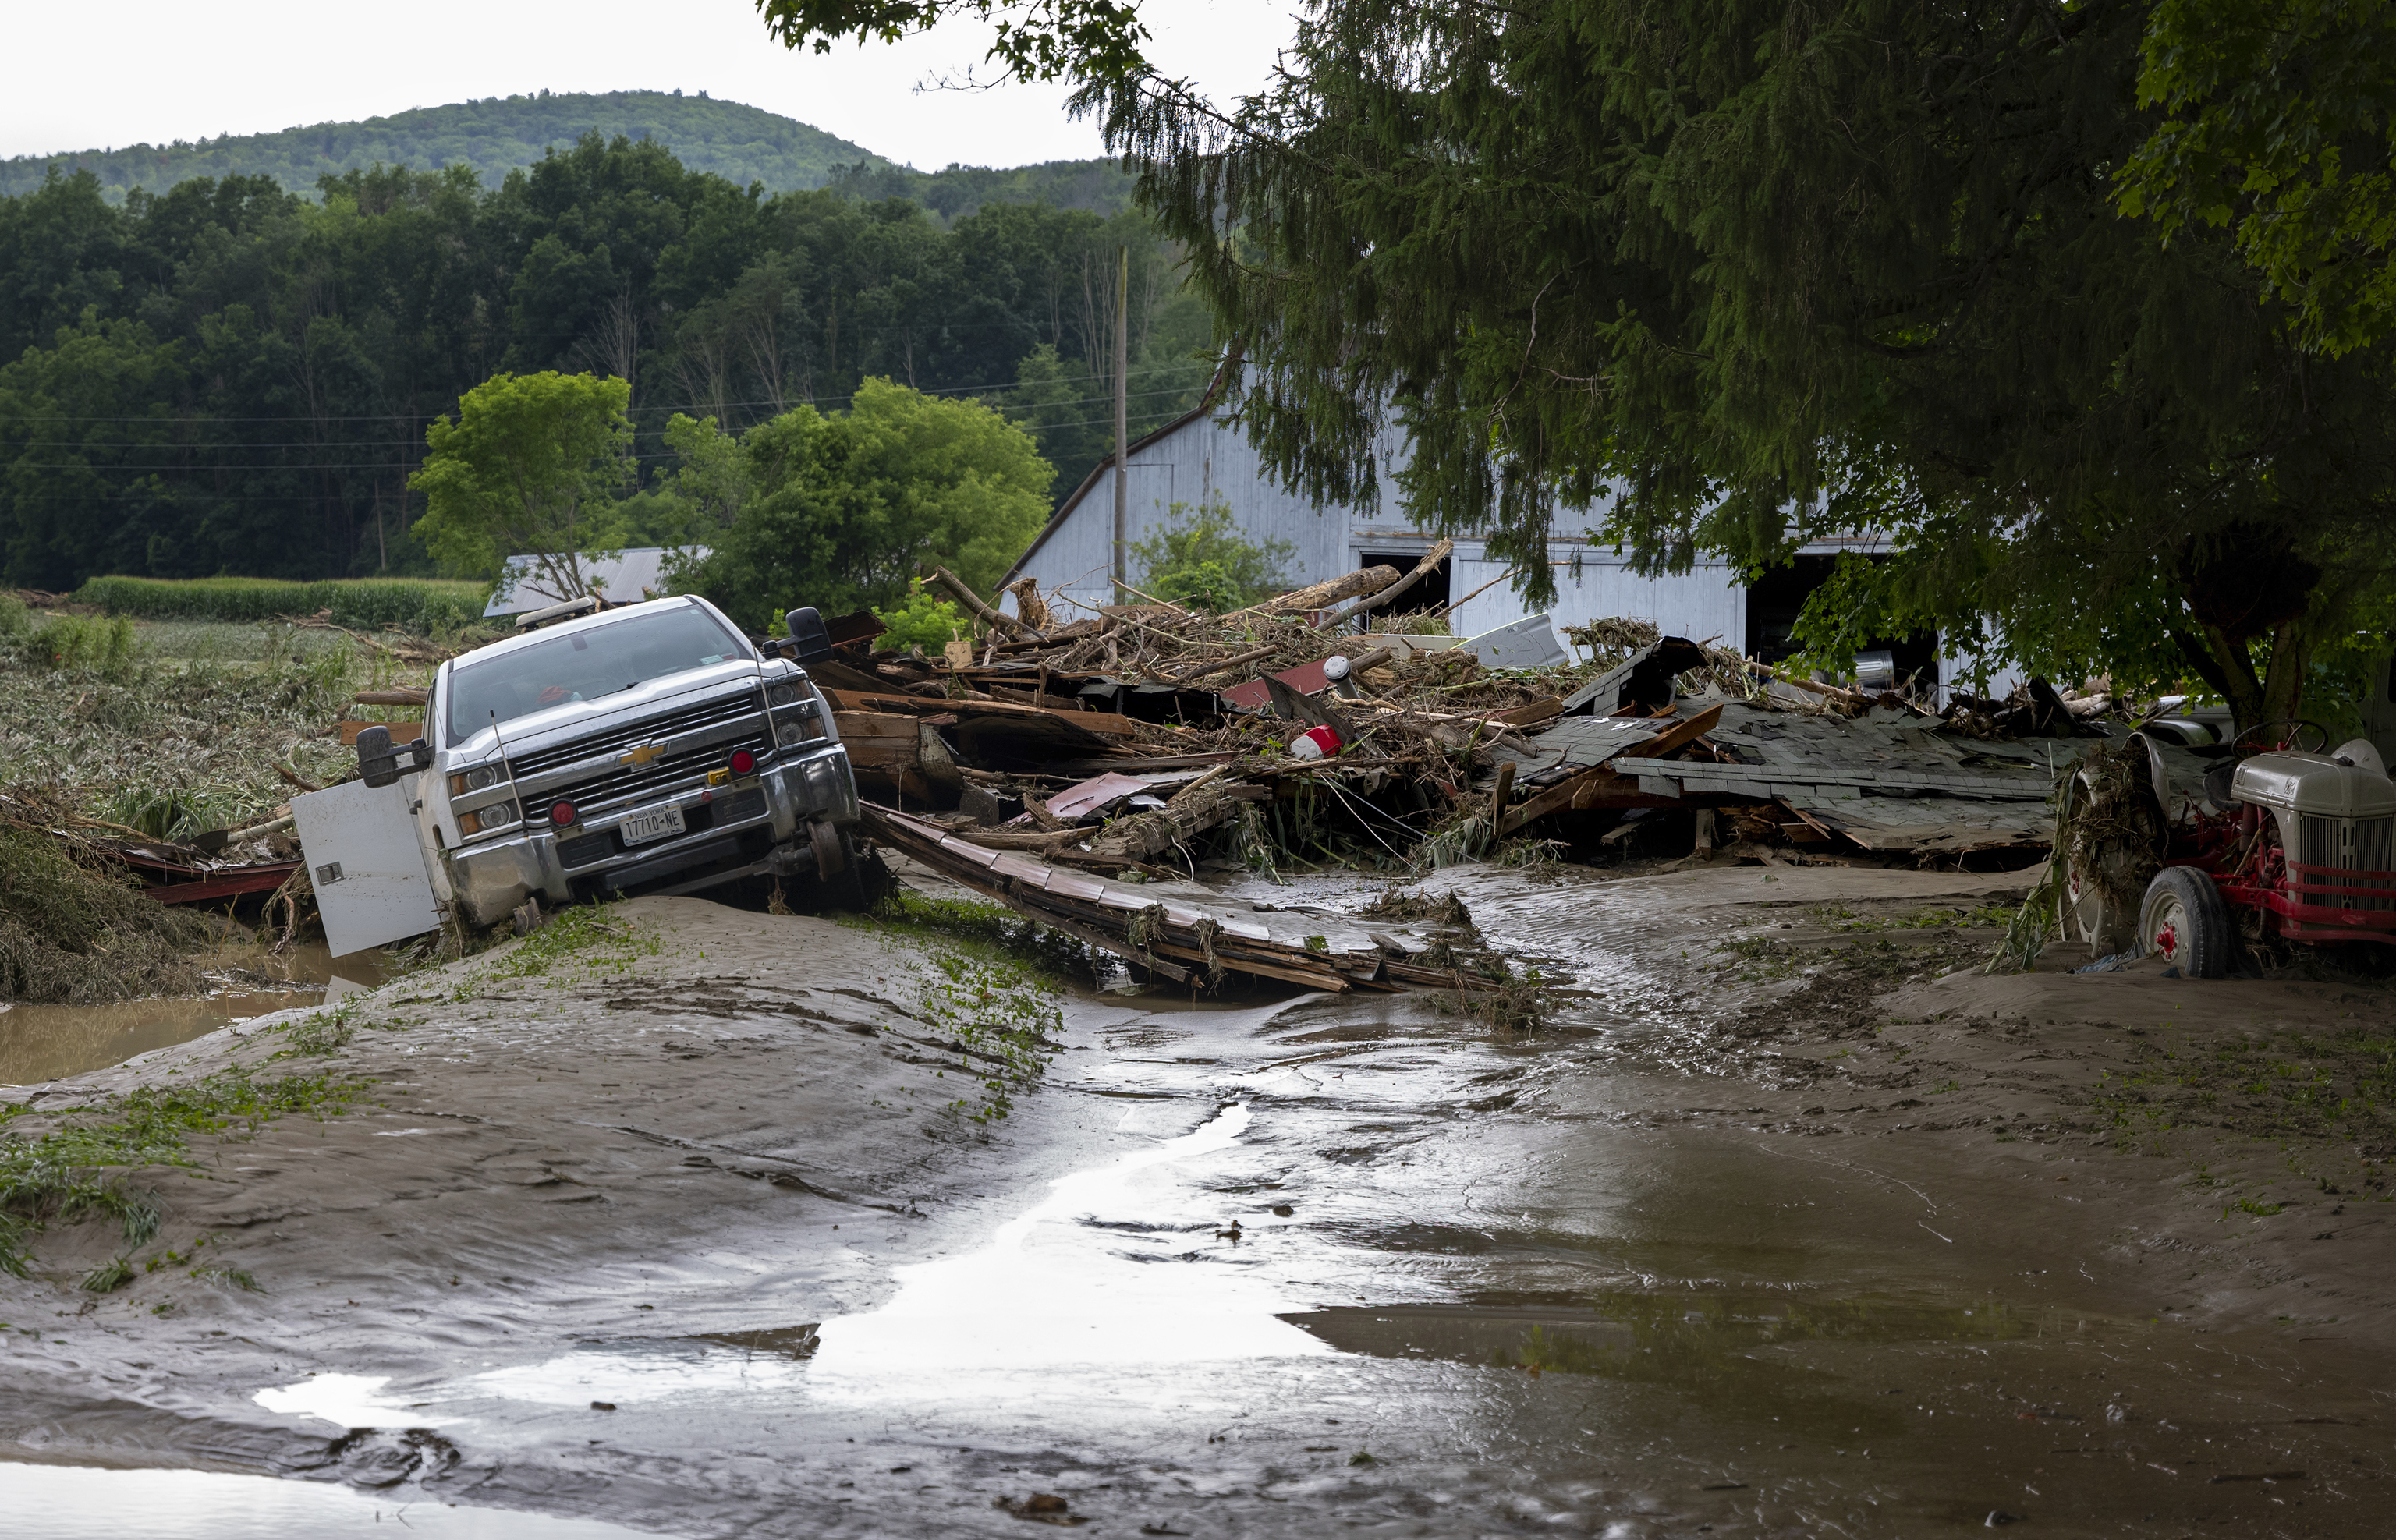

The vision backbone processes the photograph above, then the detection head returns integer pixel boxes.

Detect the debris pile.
[825,566,2160,885]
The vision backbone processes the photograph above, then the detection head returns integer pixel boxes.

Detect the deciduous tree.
[409,370,633,600]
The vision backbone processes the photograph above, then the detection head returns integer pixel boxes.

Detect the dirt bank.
[0,897,1048,1485]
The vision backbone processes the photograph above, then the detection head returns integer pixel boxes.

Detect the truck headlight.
[767,680,806,708]
[777,721,813,747]
[448,763,503,795]
[459,801,519,836]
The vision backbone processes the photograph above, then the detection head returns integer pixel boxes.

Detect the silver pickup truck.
[333,594,861,939]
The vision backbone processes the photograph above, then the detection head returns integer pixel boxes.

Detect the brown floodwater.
[0,941,388,1085]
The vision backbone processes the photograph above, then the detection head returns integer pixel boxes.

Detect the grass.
[74,575,490,633]
[462,900,665,995]
[911,947,1065,1124]
[1811,901,2019,933]
[0,607,430,1003]
[1,611,412,838]
[845,886,1101,980]
[838,888,1069,1123]
[0,1062,369,1275]
[2086,1025,2396,1180]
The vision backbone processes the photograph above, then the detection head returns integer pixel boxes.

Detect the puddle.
[806,1101,1331,1400]
[0,941,389,1085]
[408,1103,1334,1430]
[0,1461,669,1537]
[254,1372,436,1429]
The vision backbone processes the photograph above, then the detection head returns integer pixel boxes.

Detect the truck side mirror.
[785,606,834,664]
[357,725,401,788]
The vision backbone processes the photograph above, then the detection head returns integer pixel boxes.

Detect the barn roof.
[1001,349,1240,588]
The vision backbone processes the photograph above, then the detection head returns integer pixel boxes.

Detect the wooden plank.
[1602,702,1723,764]
[825,689,1141,738]
[1498,766,1680,836]
[1493,696,1565,728]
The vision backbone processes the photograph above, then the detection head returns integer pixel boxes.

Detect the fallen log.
[930,565,1041,642]
[1234,565,1399,618]
[1331,540,1454,626]
[1168,643,1279,685]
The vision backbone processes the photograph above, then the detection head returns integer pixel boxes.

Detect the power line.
[0,369,1212,426]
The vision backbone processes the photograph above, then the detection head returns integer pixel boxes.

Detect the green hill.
[0,90,890,200]
[829,158,1138,220]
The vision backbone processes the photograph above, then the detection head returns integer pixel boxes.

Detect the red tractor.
[2058,723,2396,977]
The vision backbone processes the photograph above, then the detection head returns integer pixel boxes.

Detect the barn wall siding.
[1005,408,1877,679]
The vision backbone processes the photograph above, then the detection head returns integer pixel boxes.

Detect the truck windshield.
[447,604,749,739]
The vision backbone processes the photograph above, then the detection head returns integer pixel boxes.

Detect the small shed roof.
[483,547,707,618]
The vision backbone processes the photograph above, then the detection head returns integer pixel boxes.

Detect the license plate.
[618,805,687,845]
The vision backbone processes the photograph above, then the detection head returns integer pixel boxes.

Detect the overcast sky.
[0,0,1298,169]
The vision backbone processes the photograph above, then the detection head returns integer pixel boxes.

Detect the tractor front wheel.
[2139,866,2234,979]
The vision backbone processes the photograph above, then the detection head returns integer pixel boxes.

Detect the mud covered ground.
[4,859,2393,1538]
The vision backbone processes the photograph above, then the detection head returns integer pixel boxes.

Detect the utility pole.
[1111,243,1129,600]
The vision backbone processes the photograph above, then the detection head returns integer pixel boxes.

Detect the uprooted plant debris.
[0,593,428,1002]
[828,563,2154,895]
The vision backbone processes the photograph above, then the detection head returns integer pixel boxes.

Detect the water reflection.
[2,1461,668,1538]
[805,1102,1333,1401]
[0,940,388,1084]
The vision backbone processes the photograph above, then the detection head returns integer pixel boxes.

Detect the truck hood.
[442,659,764,767]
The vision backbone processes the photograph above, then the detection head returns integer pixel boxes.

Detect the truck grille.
[2298,812,2396,910]
[542,730,774,810]
[506,692,760,783]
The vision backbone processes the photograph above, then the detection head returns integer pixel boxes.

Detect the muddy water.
[0,1460,656,1537]
[24,867,2396,1535]
[0,942,388,1085]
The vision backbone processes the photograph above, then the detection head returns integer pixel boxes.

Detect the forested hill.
[0,91,888,200]
[0,132,1211,593]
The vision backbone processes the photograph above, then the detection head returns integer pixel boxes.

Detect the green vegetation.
[2118,1,2396,359]
[0,91,883,202]
[911,948,1064,1125]
[1131,500,1297,613]
[410,372,635,604]
[828,158,1136,221]
[845,887,1072,1121]
[0,1061,368,1275]
[786,0,2396,728]
[0,825,214,1005]
[0,134,1210,594]
[1813,902,2019,934]
[870,579,974,654]
[468,902,665,993]
[2088,1025,2396,1178]
[73,576,487,632]
[685,378,1056,628]
[1,606,411,1003]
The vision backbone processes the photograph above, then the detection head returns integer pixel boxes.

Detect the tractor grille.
[507,693,760,784]
[2298,813,2396,910]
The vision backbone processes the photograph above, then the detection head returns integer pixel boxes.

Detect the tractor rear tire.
[2138,866,2234,979]
[2058,770,2142,956]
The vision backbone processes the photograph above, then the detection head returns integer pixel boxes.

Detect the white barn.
[999,373,1969,689]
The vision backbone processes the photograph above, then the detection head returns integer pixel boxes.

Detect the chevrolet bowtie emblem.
[619,742,666,768]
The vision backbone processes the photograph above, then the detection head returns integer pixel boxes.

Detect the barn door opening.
[1358,550,1451,613]
[1745,554,1939,692]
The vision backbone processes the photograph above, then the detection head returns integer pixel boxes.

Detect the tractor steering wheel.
[2231,718,2331,754]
